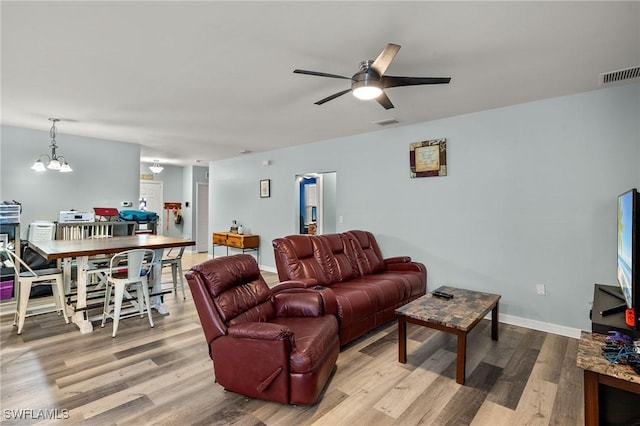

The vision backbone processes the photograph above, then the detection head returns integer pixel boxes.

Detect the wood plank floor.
[0,252,584,425]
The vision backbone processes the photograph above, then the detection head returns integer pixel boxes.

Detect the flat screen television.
[617,188,639,329]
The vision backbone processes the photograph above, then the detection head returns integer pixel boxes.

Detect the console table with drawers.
[212,232,259,262]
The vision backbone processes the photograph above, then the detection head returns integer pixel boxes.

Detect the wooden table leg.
[456,331,467,385]
[583,370,599,426]
[398,316,407,363]
[491,302,499,341]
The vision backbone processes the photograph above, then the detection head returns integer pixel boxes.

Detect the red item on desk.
[626,308,636,328]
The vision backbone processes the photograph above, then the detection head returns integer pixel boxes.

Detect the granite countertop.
[577,331,640,384]
[395,285,501,331]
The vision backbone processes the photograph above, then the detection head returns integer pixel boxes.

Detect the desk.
[29,235,195,333]
[396,286,500,385]
[577,331,640,425]
[212,232,259,262]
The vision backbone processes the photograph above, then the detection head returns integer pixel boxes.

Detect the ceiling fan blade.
[370,43,401,76]
[375,91,394,110]
[315,88,352,105]
[294,69,351,80]
[382,76,451,88]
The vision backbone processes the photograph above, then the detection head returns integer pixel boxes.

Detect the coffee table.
[396,285,501,385]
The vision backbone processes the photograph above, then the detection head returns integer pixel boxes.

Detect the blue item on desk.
[119,210,158,222]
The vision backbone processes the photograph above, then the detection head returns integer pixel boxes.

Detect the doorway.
[140,180,163,234]
[295,172,337,235]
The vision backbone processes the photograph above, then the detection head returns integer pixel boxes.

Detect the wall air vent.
[600,66,640,86]
[372,118,399,126]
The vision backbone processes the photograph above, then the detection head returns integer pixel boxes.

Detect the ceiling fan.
[293,43,451,110]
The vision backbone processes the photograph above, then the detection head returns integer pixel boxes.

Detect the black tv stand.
[598,285,628,316]
[591,284,639,338]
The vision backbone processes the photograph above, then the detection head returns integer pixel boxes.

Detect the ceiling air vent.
[372,118,399,126]
[600,66,640,86]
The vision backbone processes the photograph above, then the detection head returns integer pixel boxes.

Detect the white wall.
[1,125,140,236]
[209,83,640,332]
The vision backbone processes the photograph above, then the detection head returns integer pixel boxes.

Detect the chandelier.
[31,118,72,172]
[149,159,164,174]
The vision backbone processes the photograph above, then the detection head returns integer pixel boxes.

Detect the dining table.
[29,234,195,333]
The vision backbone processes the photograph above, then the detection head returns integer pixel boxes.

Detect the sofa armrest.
[271,278,318,292]
[228,322,293,340]
[385,261,426,273]
[384,256,412,264]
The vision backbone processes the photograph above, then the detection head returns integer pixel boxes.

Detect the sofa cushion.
[346,230,386,275]
[367,271,426,300]
[273,235,335,286]
[317,234,360,281]
[191,254,275,324]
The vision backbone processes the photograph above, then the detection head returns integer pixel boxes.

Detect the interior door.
[196,182,209,253]
[140,180,164,234]
[295,172,336,235]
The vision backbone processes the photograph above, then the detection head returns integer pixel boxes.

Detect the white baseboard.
[493,313,582,339]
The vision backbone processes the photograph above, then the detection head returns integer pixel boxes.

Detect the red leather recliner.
[185,254,339,405]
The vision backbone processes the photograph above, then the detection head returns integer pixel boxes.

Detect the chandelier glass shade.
[31,118,72,172]
[149,160,164,174]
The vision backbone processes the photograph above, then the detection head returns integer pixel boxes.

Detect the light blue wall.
[1,125,140,237]
[209,83,640,331]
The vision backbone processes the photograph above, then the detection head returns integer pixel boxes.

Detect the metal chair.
[1,247,69,335]
[101,249,155,337]
[162,246,186,299]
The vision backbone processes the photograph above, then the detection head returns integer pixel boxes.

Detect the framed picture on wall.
[260,179,271,198]
[409,138,447,178]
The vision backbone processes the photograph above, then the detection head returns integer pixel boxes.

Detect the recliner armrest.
[228,322,293,340]
[384,256,412,264]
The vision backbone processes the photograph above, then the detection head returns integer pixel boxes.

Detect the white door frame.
[196,182,209,253]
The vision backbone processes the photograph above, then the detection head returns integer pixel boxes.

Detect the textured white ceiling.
[2,1,639,165]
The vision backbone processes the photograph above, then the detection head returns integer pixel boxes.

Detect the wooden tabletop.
[29,235,195,260]
[395,285,501,331]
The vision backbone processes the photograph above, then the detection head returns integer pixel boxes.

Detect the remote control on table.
[432,290,453,300]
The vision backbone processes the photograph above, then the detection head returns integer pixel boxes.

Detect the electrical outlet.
[536,283,546,295]
[338,215,344,224]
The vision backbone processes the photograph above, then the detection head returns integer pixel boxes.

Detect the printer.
[58,211,95,223]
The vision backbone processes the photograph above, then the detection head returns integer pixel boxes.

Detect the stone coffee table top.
[395,285,501,331]
[577,330,640,384]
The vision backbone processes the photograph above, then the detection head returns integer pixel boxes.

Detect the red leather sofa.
[185,254,339,405]
[272,230,427,346]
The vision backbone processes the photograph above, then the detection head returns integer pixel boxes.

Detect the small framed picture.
[410,138,447,178]
[260,179,271,198]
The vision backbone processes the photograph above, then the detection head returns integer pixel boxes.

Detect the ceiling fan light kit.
[352,60,383,100]
[294,43,451,110]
